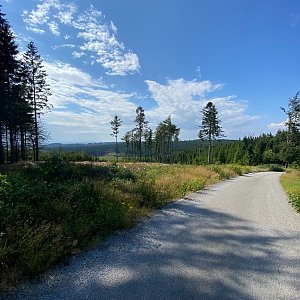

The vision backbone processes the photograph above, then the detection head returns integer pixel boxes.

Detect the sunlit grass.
[280,170,300,212]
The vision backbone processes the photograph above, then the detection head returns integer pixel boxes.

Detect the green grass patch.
[280,171,300,212]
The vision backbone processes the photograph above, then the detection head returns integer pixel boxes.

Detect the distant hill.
[43,139,237,157]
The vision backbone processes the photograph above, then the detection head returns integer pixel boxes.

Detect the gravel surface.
[2,172,300,299]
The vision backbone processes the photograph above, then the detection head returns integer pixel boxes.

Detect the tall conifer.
[199,102,224,164]
[22,41,51,161]
[110,115,122,161]
[0,6,20,163]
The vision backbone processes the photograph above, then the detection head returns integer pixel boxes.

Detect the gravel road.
[3,172,300,299]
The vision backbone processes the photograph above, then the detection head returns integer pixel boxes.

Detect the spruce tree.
[199,102,224,164]
[134,106,148,161]
[155,116,180,163]
[280,92,300,165]
[110,115,122,161]
[22,41,51,162]
[122,131,131,158]
[0,6,20,163]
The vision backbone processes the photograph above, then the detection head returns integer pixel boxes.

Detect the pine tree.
[134,106,148,161]
[22,41,51,162]
[0,6,20,163]
[280,92,300,165]
[199,102,224,164]
[155,116,180,163]
[144,128,153,161]
[110,115,122,161]
[122,131,131,158]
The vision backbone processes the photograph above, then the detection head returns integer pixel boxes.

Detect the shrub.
[269,164,285,172]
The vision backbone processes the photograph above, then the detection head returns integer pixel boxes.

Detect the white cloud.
[22,0,55,30]
[25,26,45,34]
[267,121,286,130]
[52,43,76,50]
[43,60,137,142]
[100,52,140,76]
[74,6,140,76]
[23,1,141,76]
[145,78,260,139]
[72,51,86,58]
[56,3,77,25]
[48,21,60,36]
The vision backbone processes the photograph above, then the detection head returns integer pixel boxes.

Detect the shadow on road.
[4,200,300,299]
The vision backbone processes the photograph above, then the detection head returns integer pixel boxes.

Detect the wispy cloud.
[73,5,140,76]
[52,43,76,50]
[43,60,137,142]
[48,21,60,36]
[267,121,286,130]
[56,3,77,25]
[145,78,260,139]
[23,0,140,76]
[25,26,45,35]
[72,51,86,58]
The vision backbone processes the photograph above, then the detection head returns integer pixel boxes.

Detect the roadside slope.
[3,172,300,299]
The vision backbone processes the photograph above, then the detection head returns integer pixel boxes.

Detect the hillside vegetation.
[0,154,252,290]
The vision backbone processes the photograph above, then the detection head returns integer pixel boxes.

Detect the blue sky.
[2,0,300,143]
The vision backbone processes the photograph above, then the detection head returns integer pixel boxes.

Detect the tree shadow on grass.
[3,200,300,300]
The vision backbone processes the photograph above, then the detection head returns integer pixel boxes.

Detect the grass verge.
[280,170,300,212]
[0,155,252,291]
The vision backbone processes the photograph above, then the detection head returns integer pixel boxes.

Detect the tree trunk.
[208,139,212,164]
[20,127,26,161]
[0,125,4,164]
[9,127,16,163]
[115,135,118,161]
[5,126,9,163]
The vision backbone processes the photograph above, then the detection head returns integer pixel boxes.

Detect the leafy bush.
[41,150,93,162]
[269,164,285,172]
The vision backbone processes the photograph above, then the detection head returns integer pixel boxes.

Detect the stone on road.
[3,172,300,299]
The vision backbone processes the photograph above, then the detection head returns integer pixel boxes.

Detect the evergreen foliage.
[134,106,148,161]
[154,116,180,163]
[110,115,122,161]
[22,41,51,162]
[199,102,224,164]
[0,7,51,164]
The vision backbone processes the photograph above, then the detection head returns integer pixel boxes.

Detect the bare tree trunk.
[0,125,4,164]
[115,135,118,161]
[20,128,26,160]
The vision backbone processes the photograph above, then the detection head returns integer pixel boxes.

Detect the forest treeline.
[174,131,298,166]
[47,131,299,167]
[48,91,300,167]
[104,93,300,166]
[0,7,51,164]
